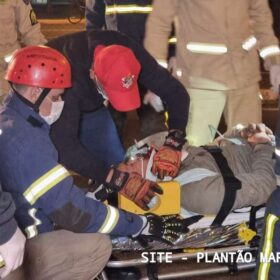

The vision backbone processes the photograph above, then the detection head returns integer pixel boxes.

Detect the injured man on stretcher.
[94,123,276,223]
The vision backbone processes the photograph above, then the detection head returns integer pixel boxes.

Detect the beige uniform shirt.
[180,132,276,215]
[144,0,280,90]
[0,0,47,98]
[140,130,276,215]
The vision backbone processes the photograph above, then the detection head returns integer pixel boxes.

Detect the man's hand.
[240,123,274,144]
[269,64,280,95]
[260,88,278,101]
[137,214,202,244]
[143,91,164,112]
[0,227,26,279]
[152,130,186,179]
[95,167,163,210]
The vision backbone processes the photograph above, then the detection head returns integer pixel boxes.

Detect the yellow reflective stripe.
[157,59,168,69]
[258,214,279,280]
[242,36,257,51]
[25,209,42,239]
[29,208,42,226]
[106,5,152,14]
[99,205,120,233]
[186,42,227,54]
[168,37,177,44]
[0,255,4,268]
[260,45,280,59]
[24,165,70,205]
[25,225,38,239]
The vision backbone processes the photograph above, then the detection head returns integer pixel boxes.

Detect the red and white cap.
[93,45,141,111]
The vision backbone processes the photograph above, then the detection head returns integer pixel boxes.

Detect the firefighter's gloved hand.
[143,91,164,113]
[95,167,163,210]
[0,227,26,279]
[269,64,280,95]
[137,214,202,244]
[152,130,186,179]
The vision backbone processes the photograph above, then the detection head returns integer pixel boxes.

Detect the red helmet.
[5,45,72,89]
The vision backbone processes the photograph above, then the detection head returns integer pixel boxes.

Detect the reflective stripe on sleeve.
[157,59,168,68]
[25,208,42,239]
[260,45,280,59]
[106,5,152,14]
[98,205,120,233]
[23,164,70,205]
[186,42,227,55]
[242,36,257,51]
[168,37,177,44]
[258,214,279,280]
[25,225,38,239]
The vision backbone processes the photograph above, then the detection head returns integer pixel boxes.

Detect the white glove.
[168,56,177,76]
[0,227,26,279]
[143,91,164,113]
[269,64,280,94]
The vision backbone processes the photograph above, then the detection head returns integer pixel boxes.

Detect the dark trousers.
[269,0,280,37]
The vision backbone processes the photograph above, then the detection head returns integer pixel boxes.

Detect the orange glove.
[152,130,186,179]
[95,167,163,210]
[119,171,163,210]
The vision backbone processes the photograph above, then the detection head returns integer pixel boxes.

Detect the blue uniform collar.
[5,92,50,131]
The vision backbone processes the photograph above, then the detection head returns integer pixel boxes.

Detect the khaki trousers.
[5,230,112,280]
[186,83,262,146]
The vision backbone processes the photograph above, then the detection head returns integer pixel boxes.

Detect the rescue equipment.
[118,181,181,215]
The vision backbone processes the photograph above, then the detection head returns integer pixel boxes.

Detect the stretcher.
[98,205,264,280]
[98,136,268,279]
[100,177,264,279]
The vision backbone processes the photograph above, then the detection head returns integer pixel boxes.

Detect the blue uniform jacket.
[0,93,143,239]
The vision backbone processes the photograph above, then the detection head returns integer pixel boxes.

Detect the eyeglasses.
[94,76,108,100]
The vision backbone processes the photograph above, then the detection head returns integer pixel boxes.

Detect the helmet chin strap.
[10,83,51,113]
[33,88,51,113]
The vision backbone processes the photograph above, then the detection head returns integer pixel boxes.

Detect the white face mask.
[40,100,64,125]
